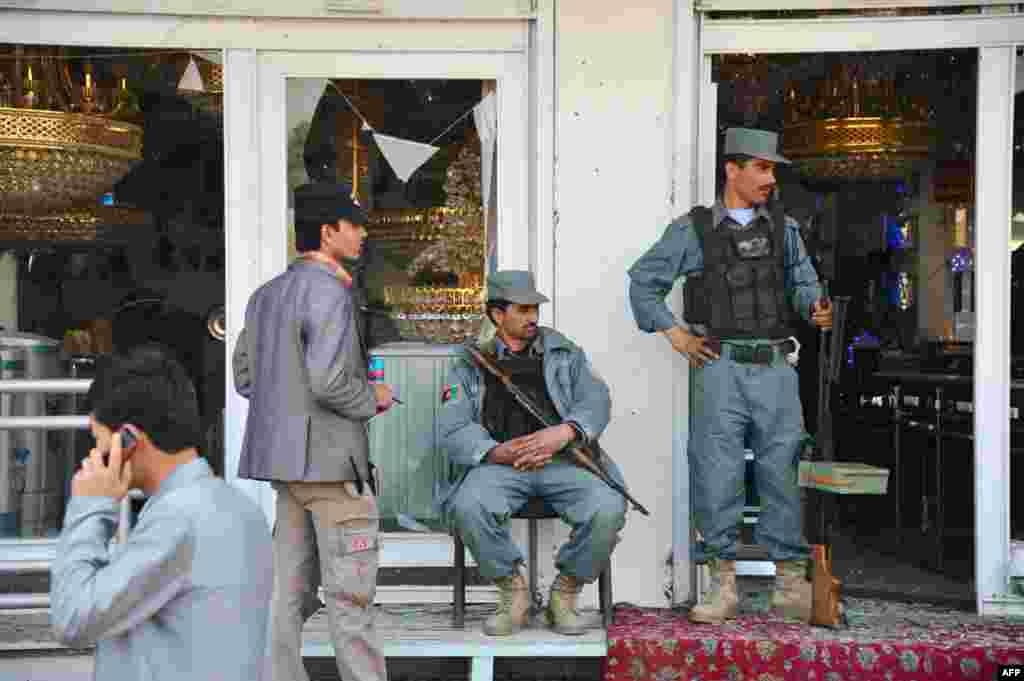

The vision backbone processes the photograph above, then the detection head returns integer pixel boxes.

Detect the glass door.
[252,50,529,572]
[691,44,988,607]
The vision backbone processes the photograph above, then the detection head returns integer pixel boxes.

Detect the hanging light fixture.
[0,46,150,243]
[780,58,936,181]
[0,47,144,219]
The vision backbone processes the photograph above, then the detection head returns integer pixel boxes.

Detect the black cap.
[294,182,368,226]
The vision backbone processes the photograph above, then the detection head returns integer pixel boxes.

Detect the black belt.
[722,339,796,365]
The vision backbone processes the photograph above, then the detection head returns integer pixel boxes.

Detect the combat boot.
[689,559,738,624]
[546,574,587,635]
[772,559,812,622]
[483,572,530,636]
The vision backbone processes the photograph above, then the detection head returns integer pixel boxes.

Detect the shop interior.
[285,76,492,538]
[0,45,495,546]
[284,77,491,352]
[0,45,227,541]
[714,48,1004,606]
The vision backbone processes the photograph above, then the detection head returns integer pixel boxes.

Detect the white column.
[223,48,275,524]
[532,2,556,329]
[531,0,561,601]
[669,39,711,605]
[974,46,1014,615]
[496,53,530,274]
[556,0,676,607]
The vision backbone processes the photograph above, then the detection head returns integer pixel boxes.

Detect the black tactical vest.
[683,204,794,340]
[481,353,561,443]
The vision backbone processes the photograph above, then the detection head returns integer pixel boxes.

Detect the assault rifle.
[463,343,650,516]
[811,287,851,543]
[815,288,851,464]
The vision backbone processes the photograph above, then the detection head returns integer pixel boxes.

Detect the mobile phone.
[102,427,137,466]
[119,427,137,451]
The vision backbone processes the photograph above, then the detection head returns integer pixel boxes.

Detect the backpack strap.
[770,200,788,268]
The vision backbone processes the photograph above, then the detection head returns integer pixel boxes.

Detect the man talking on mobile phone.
[50,344,273,680]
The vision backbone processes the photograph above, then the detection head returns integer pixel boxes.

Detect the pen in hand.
[368,357,402,405]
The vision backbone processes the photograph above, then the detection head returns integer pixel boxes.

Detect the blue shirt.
[627,200,823,336]
[727,207,755,226]
[51,458,273,680]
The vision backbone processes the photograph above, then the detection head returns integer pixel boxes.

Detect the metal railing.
[0,378,139,609]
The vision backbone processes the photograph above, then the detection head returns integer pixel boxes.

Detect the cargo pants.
[268,481,386,681]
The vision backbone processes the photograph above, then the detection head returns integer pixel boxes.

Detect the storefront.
[0,0,572,610]
[0,0,1020,616]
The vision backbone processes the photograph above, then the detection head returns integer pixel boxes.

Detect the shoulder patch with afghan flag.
[441,384,462,404]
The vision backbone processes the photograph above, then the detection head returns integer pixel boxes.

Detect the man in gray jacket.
[234,183,394,681]
[51,344,273,680]
[439,270,626,636]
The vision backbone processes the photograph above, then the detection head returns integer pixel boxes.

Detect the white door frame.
[244,49,531,575]
[690,7,1018,614]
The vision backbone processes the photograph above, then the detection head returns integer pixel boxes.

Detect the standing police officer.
[628,128,832,624]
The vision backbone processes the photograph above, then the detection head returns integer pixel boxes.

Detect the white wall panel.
[554,0,678,608]
[223,48,275,522]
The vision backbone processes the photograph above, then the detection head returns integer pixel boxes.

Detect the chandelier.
[370,206,485,343]
[781,61,936,181]
[0,107,142,214]
[0,46,146,241]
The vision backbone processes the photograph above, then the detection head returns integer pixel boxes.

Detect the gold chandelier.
[0,107,143,214]
[370,206,485,309]
[368,205,486,344]
[781,62,935,180]
[0,46,146,243]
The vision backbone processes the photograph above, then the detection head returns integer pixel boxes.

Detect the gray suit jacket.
[51,459,272,680]
[233,258,377,483]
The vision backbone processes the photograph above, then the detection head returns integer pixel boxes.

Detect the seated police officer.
[438,270,626,636]
[628,127,832,624]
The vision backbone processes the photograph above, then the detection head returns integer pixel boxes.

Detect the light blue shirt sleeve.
[627,217,704,333]
[50,496,193,648]
[561,350,612,444]
[783,217,824,322]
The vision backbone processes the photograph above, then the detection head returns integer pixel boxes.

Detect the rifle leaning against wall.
[815,287,852,464]
[463,343,650,516]
[810,286,851,545]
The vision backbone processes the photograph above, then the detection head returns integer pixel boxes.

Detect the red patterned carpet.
[606,599,1024,681]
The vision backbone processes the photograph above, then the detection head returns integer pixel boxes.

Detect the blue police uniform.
[628,200,822,562]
